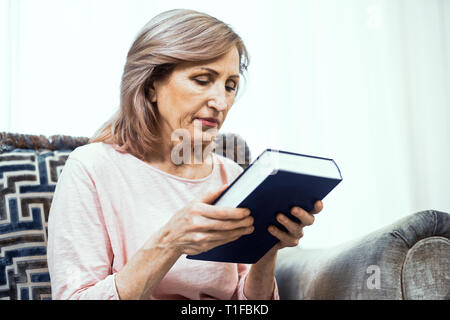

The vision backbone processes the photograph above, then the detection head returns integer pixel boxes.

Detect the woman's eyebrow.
[199,67,240,79]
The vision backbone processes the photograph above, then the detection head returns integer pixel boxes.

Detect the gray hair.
[91,9,249,161]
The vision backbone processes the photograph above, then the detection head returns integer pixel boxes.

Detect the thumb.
[201,184,229,204]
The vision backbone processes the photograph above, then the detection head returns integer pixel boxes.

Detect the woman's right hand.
[116,184,254,299]
[159,184,255,256]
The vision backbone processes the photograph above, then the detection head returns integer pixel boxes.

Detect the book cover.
[186,149,343,264]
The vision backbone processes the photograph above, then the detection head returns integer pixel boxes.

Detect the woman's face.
[151,47,240,151]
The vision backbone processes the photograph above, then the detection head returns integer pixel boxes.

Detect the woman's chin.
[192,128,217,143]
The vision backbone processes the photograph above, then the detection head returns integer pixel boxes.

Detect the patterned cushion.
[0,148,72,300]
[0,132,251,300]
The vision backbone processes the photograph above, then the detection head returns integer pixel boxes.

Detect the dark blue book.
[187,149,343,264]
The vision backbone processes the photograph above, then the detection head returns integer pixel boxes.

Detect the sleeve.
[47,157,120,300]
[231,264,280,300]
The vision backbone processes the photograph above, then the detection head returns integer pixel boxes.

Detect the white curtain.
[1,0,449,248]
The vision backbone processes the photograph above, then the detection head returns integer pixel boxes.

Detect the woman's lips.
[196,118,218,127]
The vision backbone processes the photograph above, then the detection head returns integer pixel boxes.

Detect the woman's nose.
[207,98,227,110]
[207,86,228,111]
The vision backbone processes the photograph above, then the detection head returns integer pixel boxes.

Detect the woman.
[47,9,323,300]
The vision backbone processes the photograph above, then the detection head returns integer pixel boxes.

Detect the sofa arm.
[275,210,450,299]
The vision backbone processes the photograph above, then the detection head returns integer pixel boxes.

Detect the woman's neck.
[145,143,215,180]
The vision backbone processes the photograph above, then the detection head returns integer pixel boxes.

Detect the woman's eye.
[194,77,237,92]
[194,78,209,86]
[226,81,237,92]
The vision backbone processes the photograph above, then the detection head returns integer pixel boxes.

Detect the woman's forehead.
[175,48,240,75]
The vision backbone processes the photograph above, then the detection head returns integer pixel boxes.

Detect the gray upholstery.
[275,210,450,299]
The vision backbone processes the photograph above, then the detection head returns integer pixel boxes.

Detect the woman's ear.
[148,82,157,103]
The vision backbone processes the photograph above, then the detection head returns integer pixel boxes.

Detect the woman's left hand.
[268,200,323,250]
[243,200,324,299]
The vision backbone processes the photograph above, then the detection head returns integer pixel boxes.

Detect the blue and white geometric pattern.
[0,149,70,300]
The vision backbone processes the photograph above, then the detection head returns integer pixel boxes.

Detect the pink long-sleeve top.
[47,142,279,300]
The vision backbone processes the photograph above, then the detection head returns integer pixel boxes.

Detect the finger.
[214,215,254,231]
[193,202,251,221]
[268,225,302,247]
[192,214,254,232]
[276,213,303,238]
[201,184,229,204]
[188,227,254,254]
[192,226,254,244]
[211,226,255,241]
[310,200,323,215]
[290,206,315,226]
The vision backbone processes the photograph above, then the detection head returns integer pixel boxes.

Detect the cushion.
[0,148,71,299]
[275,210,450,299]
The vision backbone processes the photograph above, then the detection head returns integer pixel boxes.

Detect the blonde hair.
[90,9,249,161]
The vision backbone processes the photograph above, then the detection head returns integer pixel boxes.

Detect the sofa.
[0,131,449,300]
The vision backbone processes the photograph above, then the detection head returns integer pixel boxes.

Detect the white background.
[1,0,449,248]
